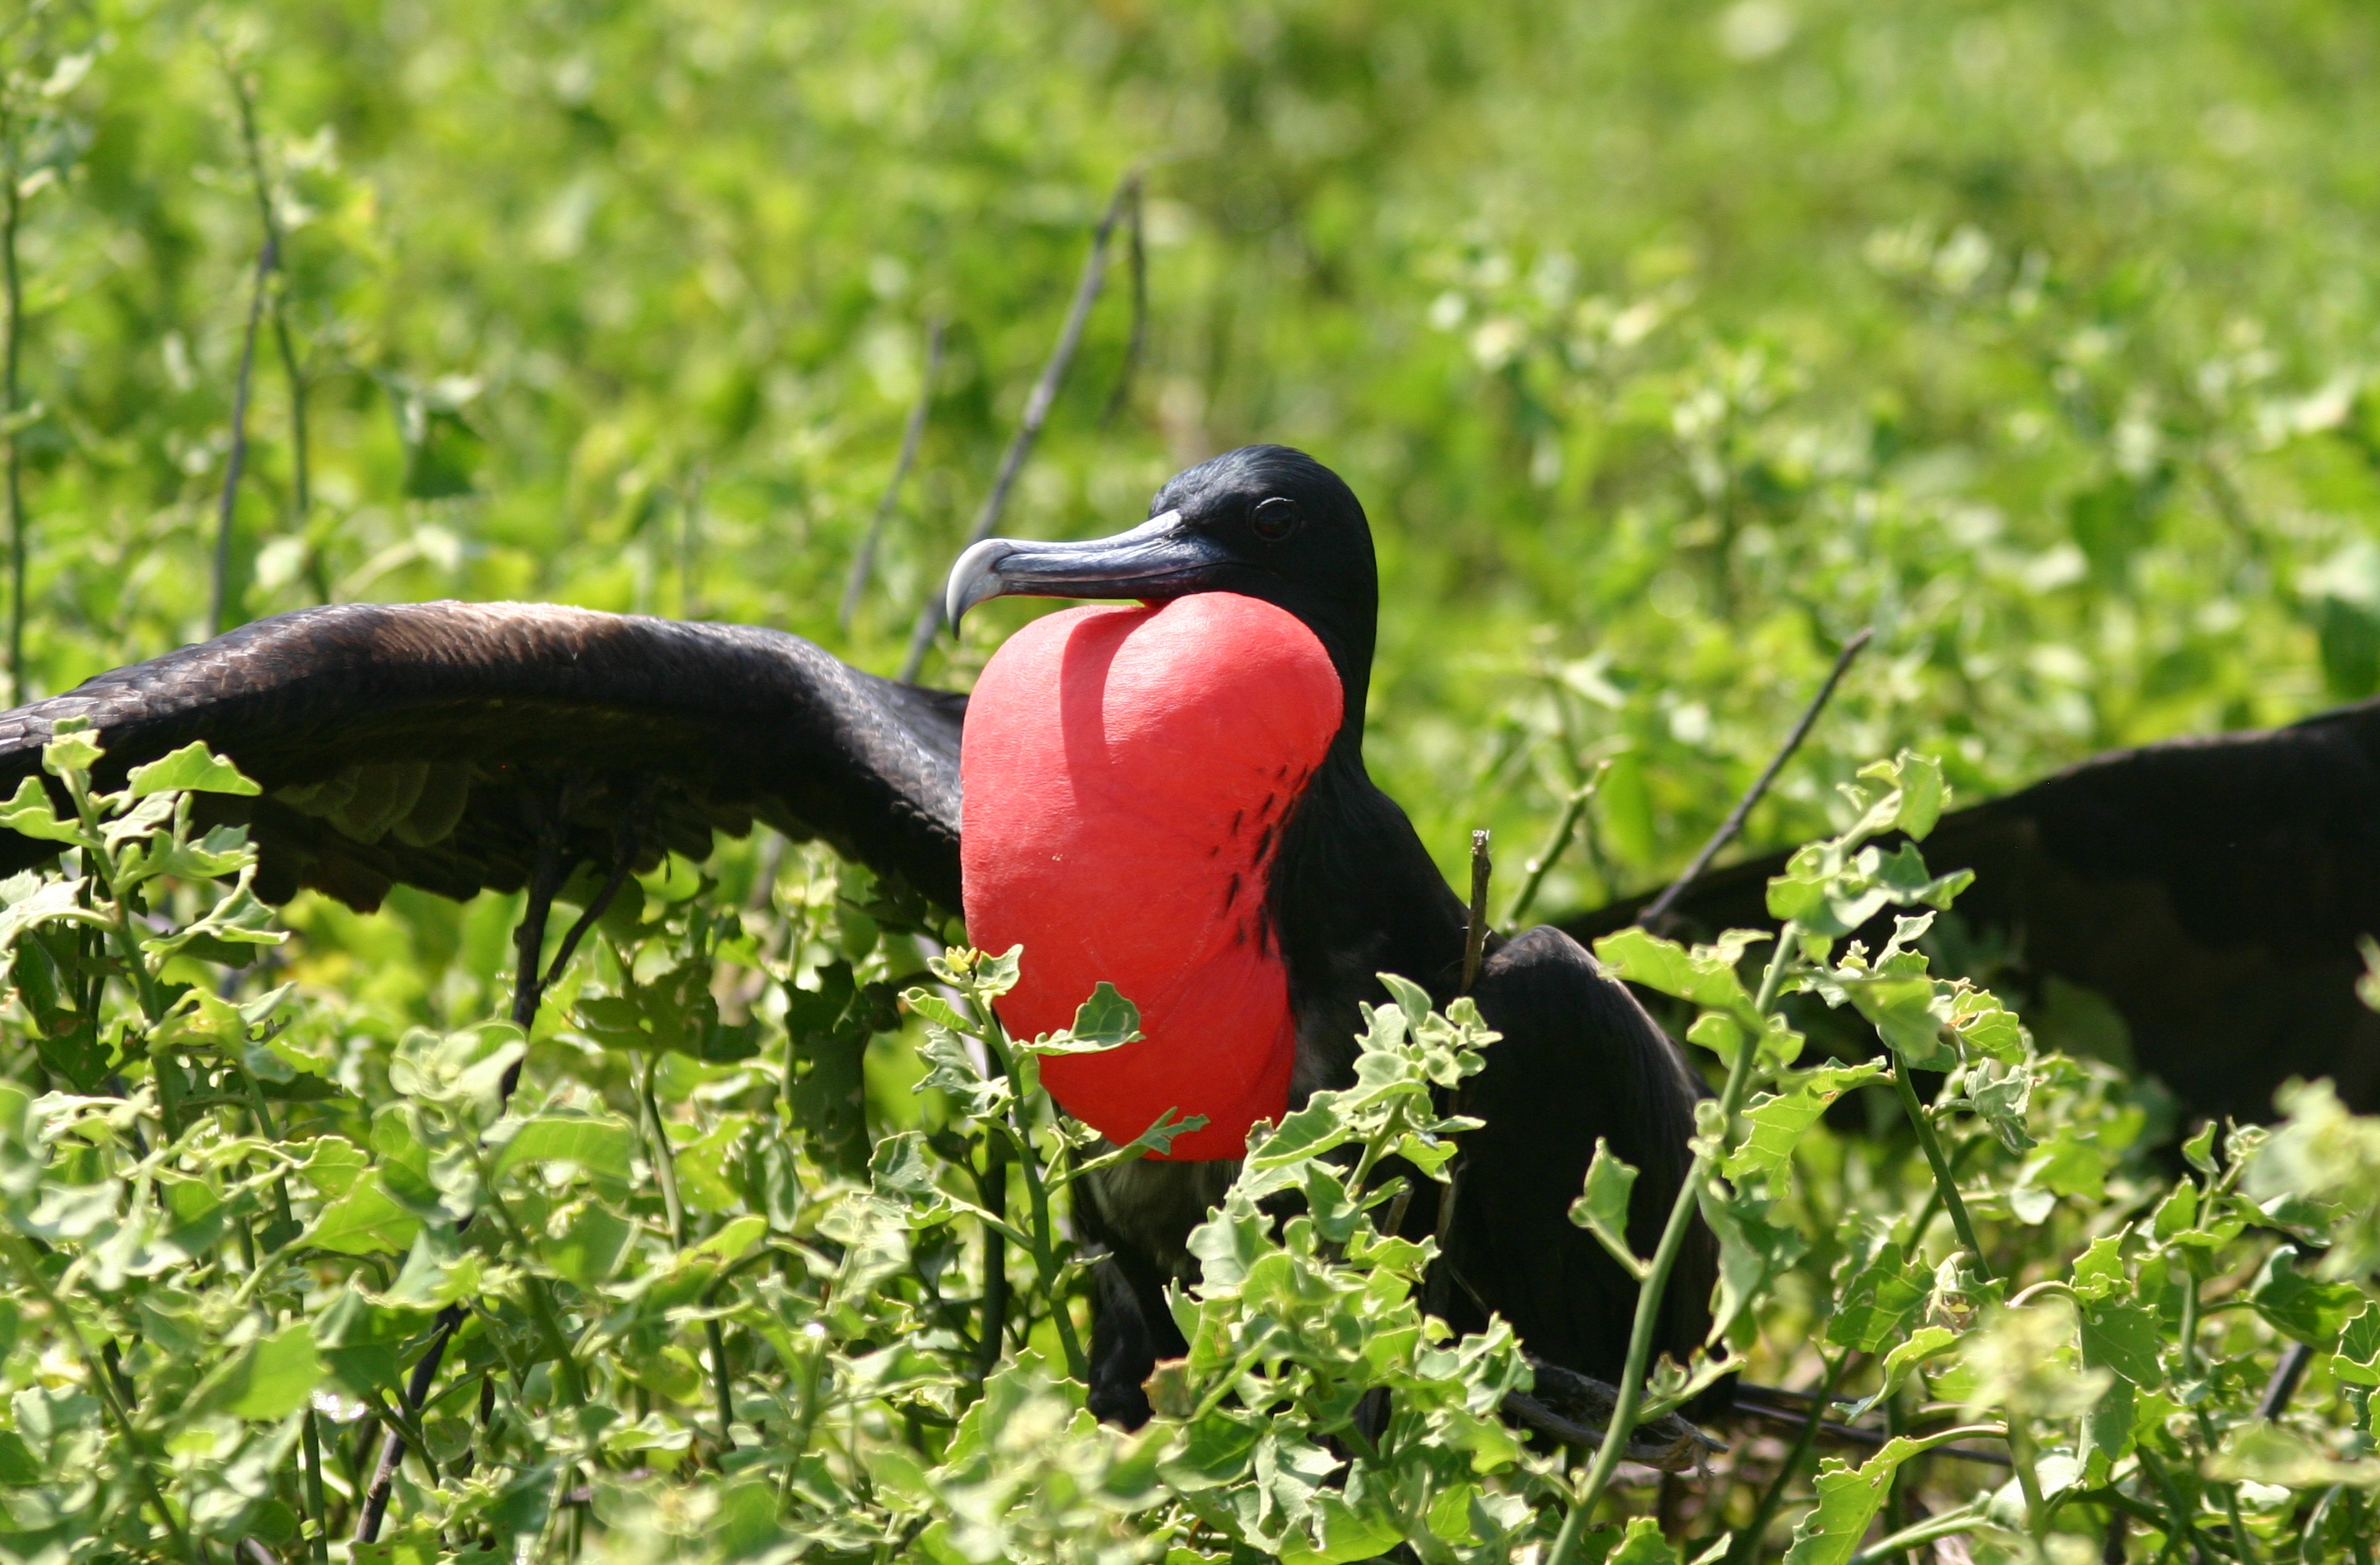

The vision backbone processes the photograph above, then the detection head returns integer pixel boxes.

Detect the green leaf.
[1828,1241,1929,1353]
[492,1114,636,1200]
[2250,1246,2369,1345]
[1593,927,1758,1018]
[1699,1181,1808,1345]
[2333,1303,2380,1388]
[195,1324,322,1420]
[0,1430,40,1484]
[1568,1139,1647,1279]
[0,776,82,844]
[1069,982,1142,1049]
[1724,1061,1886,1180]
[305,1173,423,1256]
[1781,1431,1977,1565]
[2206,1422,2380,1488]
[2076,1295,2164,1387]
[126,741,263,798]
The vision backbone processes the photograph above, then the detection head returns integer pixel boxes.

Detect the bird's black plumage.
[0,601,965,911]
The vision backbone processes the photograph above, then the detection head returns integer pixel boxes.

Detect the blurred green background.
[7,0,2380,947]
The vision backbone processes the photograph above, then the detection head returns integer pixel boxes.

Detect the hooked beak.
[943,509,1234,631]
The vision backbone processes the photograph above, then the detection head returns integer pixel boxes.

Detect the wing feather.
[0,602,965,911]
[1563,698,2380,1117]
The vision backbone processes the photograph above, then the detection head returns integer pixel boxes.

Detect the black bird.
[2,447,2378,1415]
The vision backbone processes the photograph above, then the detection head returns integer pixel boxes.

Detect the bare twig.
[1460,829,1492,993]
[1101,181,1146,426]
[900,167,1142,681]
[224,60,320,605]
[2,101,25,703]
[843,316,943,631]
[1640,626,1873,933]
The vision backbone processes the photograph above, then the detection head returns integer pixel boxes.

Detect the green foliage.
[0,732,2363,1563]
[0,2,2376,1560]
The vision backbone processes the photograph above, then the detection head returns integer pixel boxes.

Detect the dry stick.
[899,168,1142,682]
[212,235,274,635]
[226,65,319,605]
[1460,829,1492,993]
[1640,626,1874,933]
[841,316,944,631]
[1099,179,1146,427]
[2,106,25,704]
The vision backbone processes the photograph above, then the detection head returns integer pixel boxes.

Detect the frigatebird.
[1,445,2378,1419]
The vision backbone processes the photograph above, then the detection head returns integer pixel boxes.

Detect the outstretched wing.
[1565,698,2380,1120]
[1442,926,1717,1384]
[0,602,966,912]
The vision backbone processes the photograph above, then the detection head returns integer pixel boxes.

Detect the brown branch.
[899,167,1142,681]
[1641,626,1873,933]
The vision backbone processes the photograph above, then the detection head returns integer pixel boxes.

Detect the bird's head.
[944,444,1378,709]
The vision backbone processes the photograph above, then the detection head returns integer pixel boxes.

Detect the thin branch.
[900,167,1142,681]
[1460,829,1492,993]
[2256,1340,2313,1421]
[1728,1350,1855,1565]
[1640,626,1873,933]
[842,315,943,631]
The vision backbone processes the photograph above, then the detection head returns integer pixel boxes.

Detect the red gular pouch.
[960,592,1343,1161]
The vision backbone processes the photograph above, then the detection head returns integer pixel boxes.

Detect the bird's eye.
[1250,496,1301,542]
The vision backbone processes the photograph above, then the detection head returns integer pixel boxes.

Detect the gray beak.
[943,509,1234,630]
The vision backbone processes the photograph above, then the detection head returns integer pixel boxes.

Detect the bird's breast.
[959,594,1342,1159]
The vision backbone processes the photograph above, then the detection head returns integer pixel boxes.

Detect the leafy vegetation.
[0,1,2378,1562]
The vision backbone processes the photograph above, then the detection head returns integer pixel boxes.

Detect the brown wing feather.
[0,602,965,912]
[1563,698,2380,1118]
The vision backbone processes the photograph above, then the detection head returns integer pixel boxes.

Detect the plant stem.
[1,1232,196,1561]
[1506,762,1607,928]
[300,1409,333,1565]
[1552,924,1801,1558]
[967,997,1086,1381]
[1726,1348,1853,1565]
[1890,1054,1990,1280]
[638,1056,735,1453]
[1844,1501,1990,1565]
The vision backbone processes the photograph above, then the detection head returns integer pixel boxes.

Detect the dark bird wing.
[1443,925,1717,1383]
[1564,698,2380,1120]
[0,602,966,912]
